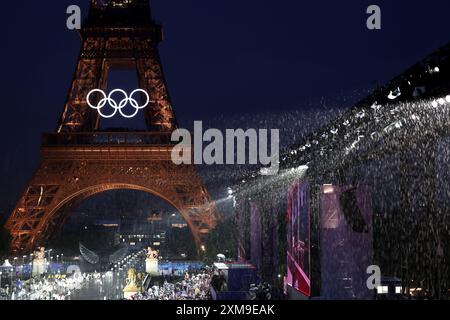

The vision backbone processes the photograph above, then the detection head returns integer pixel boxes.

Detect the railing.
[42,132,175,146]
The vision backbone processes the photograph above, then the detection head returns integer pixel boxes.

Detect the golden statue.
[123,268,141,298]
[146,247,159,259]
[32,246,47,277]
[146,247,159,275]
[33,247,46,263]
[126,268,138,288]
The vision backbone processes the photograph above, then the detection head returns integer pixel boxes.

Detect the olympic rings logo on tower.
[86,89,150,119]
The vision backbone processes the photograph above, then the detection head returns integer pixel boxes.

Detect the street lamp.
[47,249,53,263]
[29,254,33,274]
[10,268,13,297]
[21,255,27,280]
[50,256,54,275]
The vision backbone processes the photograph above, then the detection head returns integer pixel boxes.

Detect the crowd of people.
[130,270,212,300]
[10,272,88,300]
[0,252,255,301]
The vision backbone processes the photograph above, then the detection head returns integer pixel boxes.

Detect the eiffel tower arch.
[5,0,219,253]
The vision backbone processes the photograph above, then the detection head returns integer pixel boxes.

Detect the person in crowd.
[131,269,213,300]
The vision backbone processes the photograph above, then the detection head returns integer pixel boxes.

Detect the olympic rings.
[86,89,150,119]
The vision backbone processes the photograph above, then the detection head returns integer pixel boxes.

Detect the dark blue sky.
[0,0,449,220]
[2,1,450,132]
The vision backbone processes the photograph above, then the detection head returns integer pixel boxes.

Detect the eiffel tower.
[5,0,219,253]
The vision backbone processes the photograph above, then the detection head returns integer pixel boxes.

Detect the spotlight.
[446,95,450,103]
[388,87,401,100]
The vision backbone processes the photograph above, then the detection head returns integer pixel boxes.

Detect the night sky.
[0,0,449,221]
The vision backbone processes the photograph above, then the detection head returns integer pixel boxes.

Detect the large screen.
[285,180,311,297]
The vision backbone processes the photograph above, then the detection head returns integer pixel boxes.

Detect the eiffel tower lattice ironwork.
[5,0,219,253]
